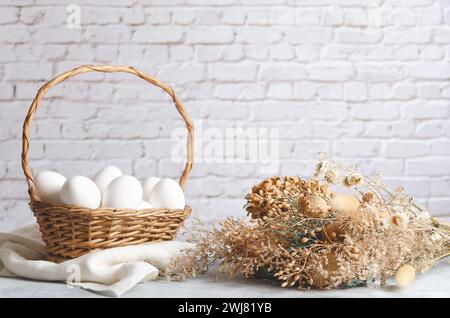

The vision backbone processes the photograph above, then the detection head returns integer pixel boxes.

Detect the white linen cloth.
[0,225,194,297]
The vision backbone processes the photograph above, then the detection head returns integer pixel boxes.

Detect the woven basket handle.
[22,65,194,201]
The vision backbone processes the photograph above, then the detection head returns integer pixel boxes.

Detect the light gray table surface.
[0,261,449,298]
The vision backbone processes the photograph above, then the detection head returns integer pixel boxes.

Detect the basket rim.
[30,199,192,219]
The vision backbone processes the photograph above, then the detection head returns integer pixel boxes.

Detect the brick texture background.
[1,0,450,231]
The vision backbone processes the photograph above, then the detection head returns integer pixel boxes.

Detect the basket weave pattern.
[21,65,194,262]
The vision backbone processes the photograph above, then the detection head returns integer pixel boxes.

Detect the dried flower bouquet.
[170,155,450,290]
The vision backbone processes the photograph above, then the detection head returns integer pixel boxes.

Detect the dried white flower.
[324,170,339,184]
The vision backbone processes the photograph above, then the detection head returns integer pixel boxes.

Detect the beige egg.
[35,171,67,204]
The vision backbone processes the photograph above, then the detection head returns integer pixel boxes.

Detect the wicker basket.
[21,65,194,262]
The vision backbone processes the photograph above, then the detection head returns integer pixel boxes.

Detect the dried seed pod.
[246,240,263,257]
[395,264,415,288]
[343,245,360,260]
[343,173,362,187]
[262,180,273,191]
[324,170,339,184]
[362,192,374,203]
[302,195,329,218]
[330,193,360,215]
[321,221,343,242]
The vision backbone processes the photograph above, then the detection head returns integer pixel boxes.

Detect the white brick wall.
[1,0,450,231]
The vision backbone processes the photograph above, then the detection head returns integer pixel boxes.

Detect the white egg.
[136,200,154,210]
[102,175,143,209]
[35,171,67,204]
[142,176,161,202]
[93,165,122,193]
[60,176,101,209]
[148,178,185,210]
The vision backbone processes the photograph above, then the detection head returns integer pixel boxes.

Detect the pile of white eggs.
[34,166,185,210]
